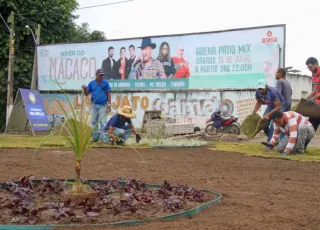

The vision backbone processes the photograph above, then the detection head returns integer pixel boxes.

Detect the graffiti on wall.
[41,92,257,129]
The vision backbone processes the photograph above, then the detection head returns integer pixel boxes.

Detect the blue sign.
[20,89,49,131]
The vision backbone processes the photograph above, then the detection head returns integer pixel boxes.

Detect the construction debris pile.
[142,111,195,138]
[141,110,249,142]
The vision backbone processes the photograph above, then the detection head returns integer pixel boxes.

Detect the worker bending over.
[105,105,141,145]
[252,79,285,142]
[265,111,315,156]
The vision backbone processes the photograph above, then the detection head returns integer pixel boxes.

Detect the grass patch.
[0,136,151,149]
[0,135,207,149]
[209,142,320,162]
[0,136,66,148]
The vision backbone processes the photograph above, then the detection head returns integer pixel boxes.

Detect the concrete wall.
[41,90,262,129]
[40,73,312,129]
[286,73,312,105]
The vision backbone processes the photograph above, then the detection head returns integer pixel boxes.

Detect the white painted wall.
[40,73,312,129]
[41,90,263,129]
[285,73,312,105]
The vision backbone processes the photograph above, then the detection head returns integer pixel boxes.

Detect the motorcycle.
[205,110,241,135]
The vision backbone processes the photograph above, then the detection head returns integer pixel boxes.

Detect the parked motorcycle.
[205,110,240,135]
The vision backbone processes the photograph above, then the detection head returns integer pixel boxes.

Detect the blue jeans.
[106,125,132,142]
[91,104,107,142]
[285,103,291,112]
[264,102,286,142]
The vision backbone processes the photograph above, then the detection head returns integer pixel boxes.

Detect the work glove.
[136,134,141,143]
[116,140,124,146]
[305,100,314,106]
[305,96,316,106]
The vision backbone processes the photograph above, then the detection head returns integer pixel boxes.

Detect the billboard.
[37,25,285,91]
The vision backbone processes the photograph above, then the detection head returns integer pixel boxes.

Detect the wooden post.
[6,12,15,127]
[31,24,41,90]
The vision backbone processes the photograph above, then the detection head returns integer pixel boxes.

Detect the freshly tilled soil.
[0,147,319,230]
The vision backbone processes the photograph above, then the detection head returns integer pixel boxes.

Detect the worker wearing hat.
[105,105,141,145]
[252,79,286,144]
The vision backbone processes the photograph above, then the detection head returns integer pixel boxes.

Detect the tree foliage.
[71,22,106,42]
[0,0,106,130]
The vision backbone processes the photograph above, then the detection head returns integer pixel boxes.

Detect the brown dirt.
[0,147,319,230]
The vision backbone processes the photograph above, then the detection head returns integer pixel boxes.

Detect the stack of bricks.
[164,123,194,136]
[145,118,176,137]
[142,110,195,137]
[145,125,162,136]
[146,118,176,126]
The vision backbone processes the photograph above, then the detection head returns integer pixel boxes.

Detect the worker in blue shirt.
[105,105,141,145]
[82,69,112,143]
[252,79,286,143]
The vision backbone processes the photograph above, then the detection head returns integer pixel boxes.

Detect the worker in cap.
[252,79,286,146]
[82,68,112,143]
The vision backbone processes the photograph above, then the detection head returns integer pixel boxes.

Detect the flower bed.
[0,176,221,227]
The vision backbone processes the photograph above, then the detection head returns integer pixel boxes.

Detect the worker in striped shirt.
[267,111,315,156]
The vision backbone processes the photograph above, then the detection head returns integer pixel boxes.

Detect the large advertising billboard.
[37,25,285,91]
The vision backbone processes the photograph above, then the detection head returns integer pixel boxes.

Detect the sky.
[75,0,320,76]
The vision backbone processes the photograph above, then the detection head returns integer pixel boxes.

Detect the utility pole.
[6,12,15,127]
[31,24,41,90]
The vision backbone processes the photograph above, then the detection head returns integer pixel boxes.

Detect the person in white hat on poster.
[172,44,190,78]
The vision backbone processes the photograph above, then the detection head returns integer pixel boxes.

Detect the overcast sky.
[75,0,320,75]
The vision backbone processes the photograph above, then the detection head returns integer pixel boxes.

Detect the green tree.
[71,22,106,42]
[71,22,91,42]
[90,30,106,41]
[0,0,106,130]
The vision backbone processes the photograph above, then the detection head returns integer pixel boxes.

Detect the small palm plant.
[36,82,102,195]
